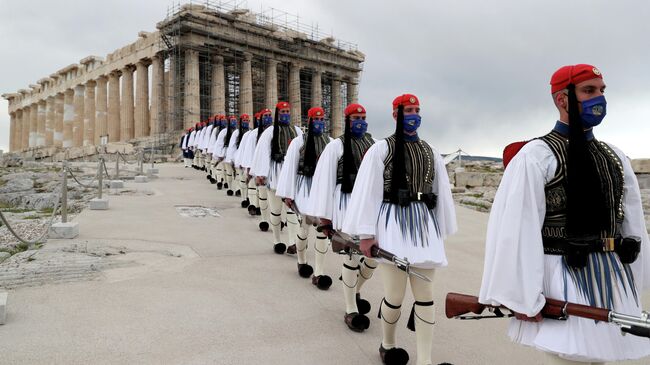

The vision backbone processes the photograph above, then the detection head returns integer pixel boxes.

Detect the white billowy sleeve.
[251,127,273,178]
[188,131,195,147]
[207,129,218,155]
[432,149,457,238]
[478,142,548,317]
[214,129,227,158]
[225,130,240,163]
[182,135,189,149]
[241,130,259,169]
[275,135,304,199]
[234,131,250,167]
[610,144,650,290]
[306,139,342,219]
[341,141,387,237]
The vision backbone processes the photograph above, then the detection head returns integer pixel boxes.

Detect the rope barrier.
[0,188,62,247]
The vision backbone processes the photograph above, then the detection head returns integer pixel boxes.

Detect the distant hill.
[442,154,502,163]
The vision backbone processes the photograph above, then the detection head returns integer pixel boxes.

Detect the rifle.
[330,231,431,282]
[445,292,650,339]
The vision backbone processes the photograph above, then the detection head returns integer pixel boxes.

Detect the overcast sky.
[1,0,649,158]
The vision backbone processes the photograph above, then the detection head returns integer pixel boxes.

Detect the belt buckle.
[602,237,615,252]
[417,192,422,201]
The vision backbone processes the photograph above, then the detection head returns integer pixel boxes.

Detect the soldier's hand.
[514,312,543,322]
[360,238,378,258]
[319,218,332,237]
[256,176,266,186]
[284,198,293,209]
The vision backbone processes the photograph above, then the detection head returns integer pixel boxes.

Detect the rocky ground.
[0,161,142,259]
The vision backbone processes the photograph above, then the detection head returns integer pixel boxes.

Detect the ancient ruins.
[2,3,364,156]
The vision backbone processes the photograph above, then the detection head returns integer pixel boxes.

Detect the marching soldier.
[479,64,650,364]
[343,94,457,365]
[251,101,302,254]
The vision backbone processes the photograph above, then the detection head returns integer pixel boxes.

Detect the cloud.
[2,0,649,158]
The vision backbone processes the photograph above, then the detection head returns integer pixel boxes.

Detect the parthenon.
[2,3,364,154]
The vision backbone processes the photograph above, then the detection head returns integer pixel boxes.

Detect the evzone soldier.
[307,103,377,330]
[233,113,255,208]
[251,101,302,254]
[479,65,650,364]
[276,107,333,289]
[343,94,457,365]
[197,121,209,172]
[201,117,215,180]
[241,108,274,231]
[180,127,194,168]
[210,115,229,190]
[224,114,249,199]
[187,123,199,169]
[194,121,207,171]
[207,115,225,184]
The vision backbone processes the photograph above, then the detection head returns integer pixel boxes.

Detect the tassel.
[407,301,434,332]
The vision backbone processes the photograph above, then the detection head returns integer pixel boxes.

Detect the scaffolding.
[159,0,361,137]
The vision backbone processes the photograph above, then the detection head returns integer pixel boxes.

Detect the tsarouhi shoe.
[286,244,297,255]
[255,207,261,216]
[311,275,333,290]
[224,183,229,189]
[273,243,287,254]
[248,205,257,216]
[216,182,223,190]
[356,293,371,315]
[297,263,313,278]
[344,312,370,332]
[226,190,234,196]
[235,190,241,197]
[241,199,250,208]
[379,345,409,365]
[258,221,269,231]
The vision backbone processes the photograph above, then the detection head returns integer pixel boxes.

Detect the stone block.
[455,172,485,188]
[135,175,148,183]
[0,292,7,325]
[109,180,124,189]
[147,168,159,175]
[631,159,650,174]
[483,173,503,187]
[637,174,650,190]
[89,197,109,210]
[49,222,79,239]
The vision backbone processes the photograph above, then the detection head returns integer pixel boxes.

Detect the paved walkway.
[0,163,647,364]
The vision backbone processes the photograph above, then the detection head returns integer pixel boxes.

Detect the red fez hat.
[276,101,290,109]
[260,108,272,115]
[392,94,420,109]
[344,103,366,116]
[228,115,238,120]
[188,127,193,132]
[217,114,226,120]
[550,64,603,94]
[254,112,260,119]
[307,107,325,118]
[240,114,250,120]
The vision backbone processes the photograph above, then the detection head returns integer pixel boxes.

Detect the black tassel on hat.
[301,117,317,177]
[389,104,408,205]
[341,115,355,193]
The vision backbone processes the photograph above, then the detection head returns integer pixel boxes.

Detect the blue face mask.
[350,120,368,138]
[229,120,237,128]
[279,113,291,125]
[311,120,325,135]
[241,122,249,129]
[220,121,226,128]
[262,115,273,126]
[580,95,606,128]
[403,114,421,133]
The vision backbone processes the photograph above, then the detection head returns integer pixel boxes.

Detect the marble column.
[167,55,176,132]
[150,54,165,135]
[289,62,301,126]
[331,78,343,138]
[107,71,121,142]
[239,53,253,116]
[83,80,96,146]
[311,69,322,107]
[73,84,85,147]
[54,93,64,148]
[45,97,55,147]
[134,60,150,138]
[347,78,359,104]
[211,55,225,114]
[9,112,16,152]
[14,110,23,151]
[184,49,200,129]
[95,76,108,144]
[120,65,135,141]
[29,104,38,148]
[265,59,278,108]
[37,101,46,147]
[63,89,74,148]
[21,106,30,150]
